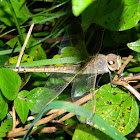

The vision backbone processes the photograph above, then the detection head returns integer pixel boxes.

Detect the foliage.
[0,0,139,139]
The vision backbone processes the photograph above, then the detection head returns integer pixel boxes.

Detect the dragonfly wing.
[71,57,98,124]
[31,72,77,112]
[45,72,76,102]
[59,22,89,60]
[31,23,87,112]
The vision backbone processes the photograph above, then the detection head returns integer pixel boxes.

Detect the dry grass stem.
[122,57,140,64]
[113,52,137,81]
[7,127,57,138]
[12,105,16,129]
[124,84,140,101]
[16,23,34,67]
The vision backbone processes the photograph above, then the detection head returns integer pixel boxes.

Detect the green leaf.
[94,84,139,136]
[32,15,47,24]
[6,35,19,48]
[6,34,39,49]
[72,0,95,16]
[60,47,81,58]
[18,90,29,98]
[0,0,32,26]
[23,101,127,140]
[0,132,5,137]
[127,39,140,52]
[82,0,140,31]
[5,54,33,65]
[0,40,5,47]
[27,87,57,113]
[134,53,140,61]
[0,118,13,137]
[0,119,12,132]
[28,45,47,60]
[0,69,21,100]
[64,117,77,125]
[0,55,9,66]
[0,91,8,121]
[14,97,29,123]
[127,66,140,72]
[73,124,113,140]
[49,78,66,85]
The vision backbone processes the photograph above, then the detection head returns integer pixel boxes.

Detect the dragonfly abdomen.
[9,65,81,73]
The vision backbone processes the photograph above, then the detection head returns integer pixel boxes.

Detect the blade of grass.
[37,0,69,14]
[5,57,82,67]
[23,101,127,140]
[6,0,24,45]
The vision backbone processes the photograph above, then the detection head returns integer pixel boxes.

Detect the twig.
[122,57,140,64]
[16,23,34,67]
[26,109,61,121]
[57,124,73,136]
[12,105,16,129]
[113,52,137,81]
[133,85,140,89]
[122,74,140,83]
[113,80,140,101]
[124,84,140,101]
[129,133,140,137]
[57,112,75,123]
[7,127,57,138]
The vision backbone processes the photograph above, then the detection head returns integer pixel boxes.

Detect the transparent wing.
[32,73,76,112]
[31,23,87,112]
[71,54,110,124]
[59,22,89,60]
[71,56,97,124]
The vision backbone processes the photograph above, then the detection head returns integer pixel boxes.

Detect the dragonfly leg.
[96,74,103,88]
[109,71,117,87]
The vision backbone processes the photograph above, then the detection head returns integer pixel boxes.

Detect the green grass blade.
[5,57,81,67]
[23,101,127,140]
[6,0,24,45]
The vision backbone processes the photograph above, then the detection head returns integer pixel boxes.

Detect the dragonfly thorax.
[82,54,110,75]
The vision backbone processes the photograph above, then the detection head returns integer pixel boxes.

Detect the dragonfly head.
[106,54,121,71]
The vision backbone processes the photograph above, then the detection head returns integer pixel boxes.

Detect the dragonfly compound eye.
[108,60,115,65]
[106,54,122,71]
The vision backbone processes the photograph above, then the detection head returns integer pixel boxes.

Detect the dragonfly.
[8,24,122,124]
[9,54,121,122]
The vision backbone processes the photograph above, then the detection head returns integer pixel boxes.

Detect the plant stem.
[6,0,24,46]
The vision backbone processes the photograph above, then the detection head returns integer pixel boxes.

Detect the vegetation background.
[0,0,139,139]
